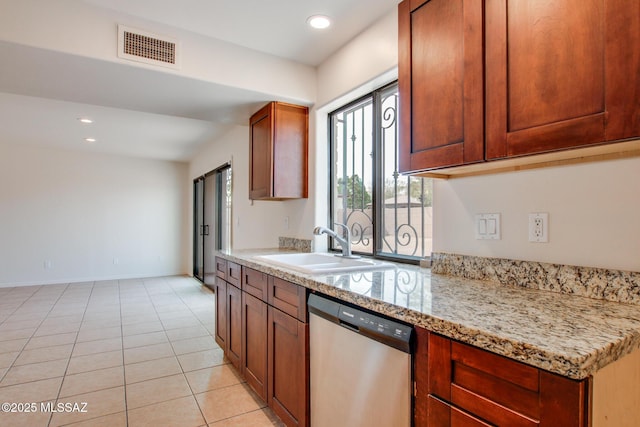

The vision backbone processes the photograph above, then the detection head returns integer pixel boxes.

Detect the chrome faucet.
[313,223,359,259]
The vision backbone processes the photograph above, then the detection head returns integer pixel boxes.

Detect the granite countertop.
[216,249,640,380]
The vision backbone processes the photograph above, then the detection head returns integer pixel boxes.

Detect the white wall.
[189,125,310,252]
[433,157,640,272]
[0,143,189,286]
[316,7,398,109]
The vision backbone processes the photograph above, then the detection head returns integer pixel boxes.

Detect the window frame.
[328,80,429,264]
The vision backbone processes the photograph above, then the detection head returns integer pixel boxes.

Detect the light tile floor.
[0,276,284,427]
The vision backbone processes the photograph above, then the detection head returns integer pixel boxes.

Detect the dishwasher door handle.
[339,319,360,332]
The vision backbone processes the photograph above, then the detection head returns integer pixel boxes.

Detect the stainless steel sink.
[254,253,394,274]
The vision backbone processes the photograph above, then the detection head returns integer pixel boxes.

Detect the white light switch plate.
[475,213,501,240]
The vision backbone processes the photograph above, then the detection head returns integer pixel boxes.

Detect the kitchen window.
[329,81,432,262]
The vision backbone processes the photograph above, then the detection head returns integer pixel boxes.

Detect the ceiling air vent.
[117,25,180,69]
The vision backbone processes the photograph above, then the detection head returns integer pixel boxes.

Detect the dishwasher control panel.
[309,293,413,353]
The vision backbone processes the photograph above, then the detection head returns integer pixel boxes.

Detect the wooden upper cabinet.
[398,0,484,173]
[486,0,640,158]
[486,0,608,159]
[605,0,640,141]
[249,102,309,200]
[399,0,640,173]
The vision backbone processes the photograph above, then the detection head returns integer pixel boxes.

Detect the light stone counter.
[216,249,640,380]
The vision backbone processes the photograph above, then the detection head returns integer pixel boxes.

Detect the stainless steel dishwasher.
[308,293,413,427]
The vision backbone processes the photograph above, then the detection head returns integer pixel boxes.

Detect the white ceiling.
[0,0,398,162]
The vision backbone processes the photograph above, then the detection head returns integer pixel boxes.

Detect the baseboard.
[0,271,191,288]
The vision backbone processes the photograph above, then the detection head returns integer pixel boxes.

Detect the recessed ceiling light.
[84,138,97,143]
[307,15,331,29]
[78,118,93,124]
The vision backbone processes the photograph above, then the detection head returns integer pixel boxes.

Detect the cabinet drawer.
[268,277,307,322]
[427,333,589,427]
[227,261,242,288]
[215,257,227,280]
[242,267,268,301]
[427,394,492,427]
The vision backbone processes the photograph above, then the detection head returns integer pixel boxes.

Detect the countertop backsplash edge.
[431,252,640,306]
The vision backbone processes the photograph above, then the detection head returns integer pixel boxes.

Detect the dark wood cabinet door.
[213,277,227,349]
[226,283,242,371]
[249,102,308,200]
[485,0,607,159]
[398,0,484,173]
[249,103,273,200]
[268,307,308,427]
[242,292,268,401]
[605,0,640,141]
[272,103,308,199]
[414,326,430,426]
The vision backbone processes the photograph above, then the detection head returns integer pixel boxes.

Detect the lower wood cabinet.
[414,327,590,427]
[226,282,242,371]
[214,276,242,372]
[242,291,268,401]
[268,305,308,427]
[213,277,226,349]
[214,259,308,427]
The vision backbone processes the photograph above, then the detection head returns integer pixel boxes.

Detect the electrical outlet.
[284,216,289,230]
[528,213,549,243]
[44,260,53,269]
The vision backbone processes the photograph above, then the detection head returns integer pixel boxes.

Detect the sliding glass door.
[193,164,232,286]
[193,178,205,281]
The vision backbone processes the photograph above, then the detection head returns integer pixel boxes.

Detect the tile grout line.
[121,277,186,421]
[56,279,132,426]
[117,278,129,427]
[48,281,95,427]
[145,279,215,426]
[144,276,209,426]
[0,284,64,383]
[0,283,73,427]
[53,281,128,427]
